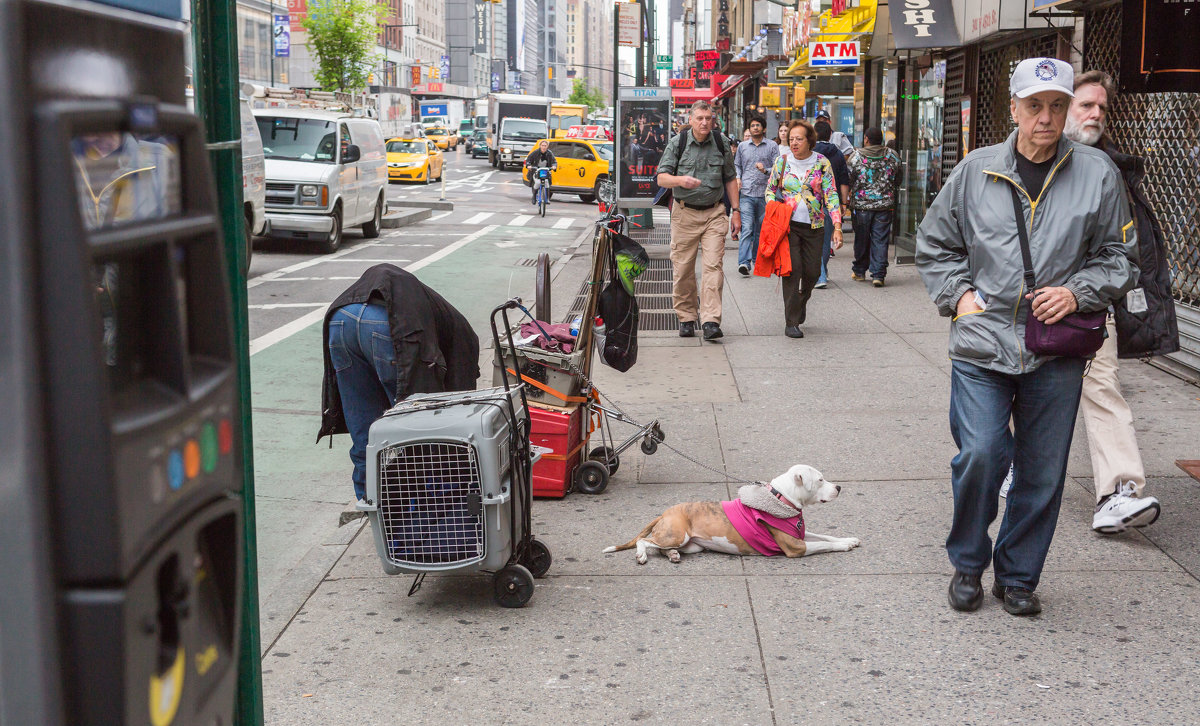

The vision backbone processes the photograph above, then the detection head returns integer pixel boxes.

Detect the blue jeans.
[818,211,834,283]
[852,209,893,280]
[738,195,766,268]
[946,358,1086,591]
[329,302,398,500]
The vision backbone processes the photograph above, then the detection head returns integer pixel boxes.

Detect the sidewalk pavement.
[257,226,1200,725]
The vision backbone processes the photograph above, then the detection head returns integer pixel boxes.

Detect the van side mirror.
[342,144,361,163]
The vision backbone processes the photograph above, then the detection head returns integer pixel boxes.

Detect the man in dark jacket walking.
[847,126,902,286]
[1065,70,1178,533]
[814,121,851,288]
[317,264,480,503]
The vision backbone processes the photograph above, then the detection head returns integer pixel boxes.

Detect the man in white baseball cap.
[916,57,1138,617]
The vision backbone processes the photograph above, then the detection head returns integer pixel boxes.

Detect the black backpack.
[597,239,639,372]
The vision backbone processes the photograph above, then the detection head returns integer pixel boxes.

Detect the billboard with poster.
[616,87,671,205]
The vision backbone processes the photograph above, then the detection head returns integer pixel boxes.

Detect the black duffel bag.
[597,240,639,372]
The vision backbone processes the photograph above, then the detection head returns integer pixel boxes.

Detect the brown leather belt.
[678,199,719,210]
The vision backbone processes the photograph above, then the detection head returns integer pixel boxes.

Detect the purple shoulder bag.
[1009,185,1107,358]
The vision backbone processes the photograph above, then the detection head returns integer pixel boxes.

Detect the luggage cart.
[494,208,666,496]
[361,300,552,607]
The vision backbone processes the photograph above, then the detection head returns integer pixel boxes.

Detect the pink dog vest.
[721,500,805,556]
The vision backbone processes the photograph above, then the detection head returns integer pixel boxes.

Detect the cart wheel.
[640,437,659,455]
[574,460,610,494]
[588,446,620,475]
[524,538,553,578]
[535,253,552,323]
[494,564,535,608]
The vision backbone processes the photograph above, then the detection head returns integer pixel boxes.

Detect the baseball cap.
[1010,58,1074,99]
[815,109,831,120]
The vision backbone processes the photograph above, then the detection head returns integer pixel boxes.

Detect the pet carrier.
[361,300,552,607]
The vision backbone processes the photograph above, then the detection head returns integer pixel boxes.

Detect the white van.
[254,109,387,253]
[239,98,266,246]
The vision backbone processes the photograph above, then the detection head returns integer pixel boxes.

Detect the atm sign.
[808,41,860,67]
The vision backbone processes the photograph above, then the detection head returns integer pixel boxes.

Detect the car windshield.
[473,131,487,140]
[593,143,614,161]
[387,140,424,154]
[426,128,446,135]
[558,114,583,128]
[256,117,338,162]
[503,120,548,141]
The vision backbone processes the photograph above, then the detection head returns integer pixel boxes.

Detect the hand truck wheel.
[640,436,658,455]
[652,423,665,443]
[523,538,553,578]
[588,446,620,475]
[494,564,535,607]
[573,460,610,495]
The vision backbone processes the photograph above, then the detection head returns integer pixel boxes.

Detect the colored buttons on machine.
[184,440,201,480]
[167,450,184,491]
[200,422,218,474]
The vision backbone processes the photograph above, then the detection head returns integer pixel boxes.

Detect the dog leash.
[564,358,761,487]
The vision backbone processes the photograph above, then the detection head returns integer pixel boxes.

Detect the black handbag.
[1010,185,1107,358]
[597,238,639,372]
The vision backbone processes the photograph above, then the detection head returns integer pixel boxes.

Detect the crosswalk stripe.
[463,212,492,225]
[509,215,532,227]
[552,217,573,229]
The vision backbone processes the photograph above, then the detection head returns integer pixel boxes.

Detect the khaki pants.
[670,203,728,325]
[1080,318,1145,503]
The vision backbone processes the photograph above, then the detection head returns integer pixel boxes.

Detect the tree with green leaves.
[301,0,385,93]
[567,78,607,113]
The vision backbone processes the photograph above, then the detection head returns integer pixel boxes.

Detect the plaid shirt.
[734,138,780,198]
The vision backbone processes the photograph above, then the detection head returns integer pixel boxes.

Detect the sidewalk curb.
[381,208,431,228]
[389,199,455,211]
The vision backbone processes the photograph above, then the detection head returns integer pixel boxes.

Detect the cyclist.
[524,140,557,206]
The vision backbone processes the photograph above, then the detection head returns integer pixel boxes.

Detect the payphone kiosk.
[0,0,246,723]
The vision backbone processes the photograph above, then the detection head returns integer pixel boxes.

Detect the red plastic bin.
[529,402,584,498]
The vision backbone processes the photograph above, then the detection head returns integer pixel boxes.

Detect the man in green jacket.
[916,58,1137,617]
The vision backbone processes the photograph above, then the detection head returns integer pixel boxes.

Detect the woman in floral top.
[764,120,843,338]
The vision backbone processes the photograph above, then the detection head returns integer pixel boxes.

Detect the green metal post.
[191,0,265,723]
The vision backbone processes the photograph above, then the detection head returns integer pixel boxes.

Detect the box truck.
[487,93,553,170]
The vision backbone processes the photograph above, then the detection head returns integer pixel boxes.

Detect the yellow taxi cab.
[521,135,613,202]
[386,136,444,183]
[424,126,457,150]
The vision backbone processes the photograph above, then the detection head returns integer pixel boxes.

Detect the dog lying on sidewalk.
[603,465,860,564]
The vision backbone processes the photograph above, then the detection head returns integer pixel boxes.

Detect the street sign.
[617,2,641,47]
[808,40,860,67]
[655,54,672,70]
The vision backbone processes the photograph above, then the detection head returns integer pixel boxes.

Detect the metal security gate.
[975,32,1063,148]
[1086,2,1200,378]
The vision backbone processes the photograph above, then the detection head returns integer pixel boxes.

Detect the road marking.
[247,240,382,288]
[463,212,492,225]
[509,215,532,227]
[249,303,327,309]
[552,217,573,229]
[431,211,453,221]
[249,225,498,356]
[317,258,412,263]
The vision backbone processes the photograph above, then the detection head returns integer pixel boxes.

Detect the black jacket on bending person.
[525,148,557,169]
[1103,143,1180,359]
[317,264,480,442]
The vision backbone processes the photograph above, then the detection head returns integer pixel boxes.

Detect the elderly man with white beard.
[1061,70,1179,534]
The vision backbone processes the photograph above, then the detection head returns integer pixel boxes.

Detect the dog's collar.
[768,485,803,512]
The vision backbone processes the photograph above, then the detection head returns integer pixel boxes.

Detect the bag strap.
[1009,184,1037,291]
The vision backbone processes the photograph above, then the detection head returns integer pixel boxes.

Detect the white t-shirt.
[786,153,819,223]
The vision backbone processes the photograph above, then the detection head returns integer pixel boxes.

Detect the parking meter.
[0,0,245,723]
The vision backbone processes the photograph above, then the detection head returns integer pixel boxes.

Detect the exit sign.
[808,41,860,67]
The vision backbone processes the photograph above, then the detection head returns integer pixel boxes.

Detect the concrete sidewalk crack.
[744,575,778,725]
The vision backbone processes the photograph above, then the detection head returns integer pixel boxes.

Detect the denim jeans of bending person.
[946,357,1086,591]
[738,195,766,269]
[818,211,834,284]
[328,302,398,501]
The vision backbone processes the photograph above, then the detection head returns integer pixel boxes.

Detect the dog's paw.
[842,537,861,549]
[636,553,648,565]
[667,549,681,563]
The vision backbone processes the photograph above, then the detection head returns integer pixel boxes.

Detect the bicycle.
[532,163,554,217]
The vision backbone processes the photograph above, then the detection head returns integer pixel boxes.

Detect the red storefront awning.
[671,86,717,104]
[713,74,749,101]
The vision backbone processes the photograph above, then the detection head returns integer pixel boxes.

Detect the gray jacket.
[916,131,1138,374]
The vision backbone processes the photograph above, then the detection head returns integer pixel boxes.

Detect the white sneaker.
[1092,481,1161,534]
[999,464,1013,498]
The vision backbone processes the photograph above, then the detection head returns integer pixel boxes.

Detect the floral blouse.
[764,152,842,229]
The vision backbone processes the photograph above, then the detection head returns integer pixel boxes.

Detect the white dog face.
[771,464,841,508]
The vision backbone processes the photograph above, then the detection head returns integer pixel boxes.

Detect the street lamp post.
[381,23,419,88]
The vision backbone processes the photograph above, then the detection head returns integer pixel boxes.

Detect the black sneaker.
[679,321,697,338]
[948,571,983,612]
[991,582,1042,616]
[702,322,723,341]
[737,264,750,277]
[785,326,804,338]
